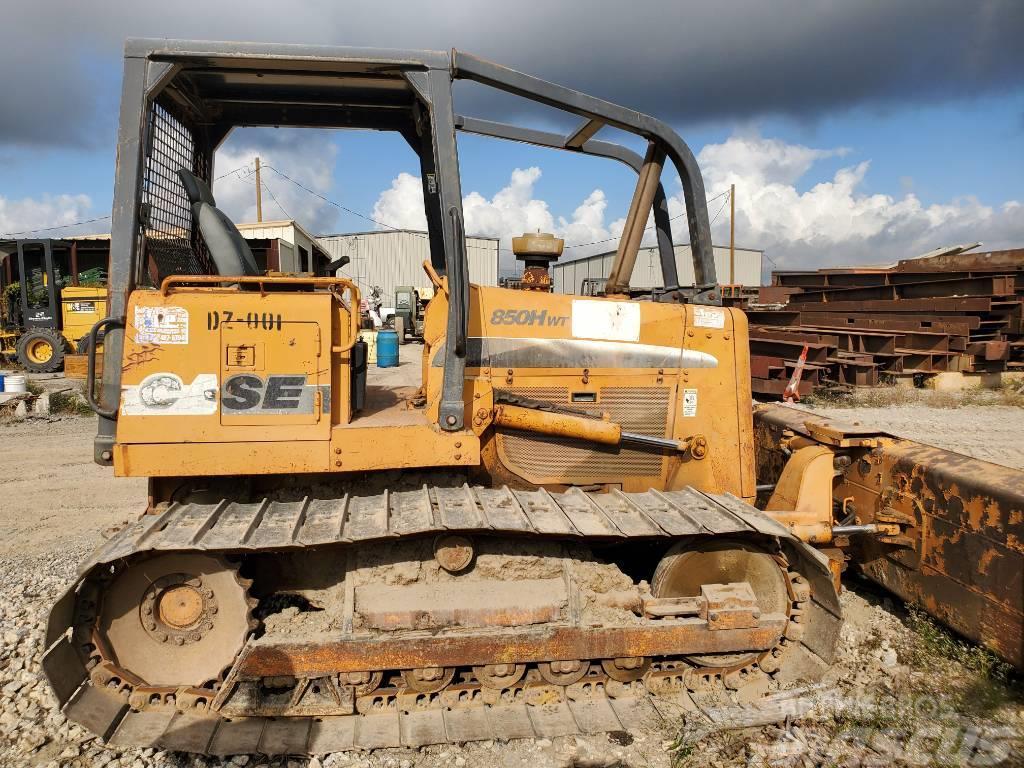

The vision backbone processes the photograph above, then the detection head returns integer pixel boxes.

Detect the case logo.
[221,374,327,415]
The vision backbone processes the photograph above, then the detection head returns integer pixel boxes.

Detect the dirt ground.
[0,418,145,556]
[0,390,1021,767]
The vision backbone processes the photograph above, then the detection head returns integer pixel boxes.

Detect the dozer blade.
[755,403,1024,668]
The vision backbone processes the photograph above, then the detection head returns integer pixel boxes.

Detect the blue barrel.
[376,330,399,368]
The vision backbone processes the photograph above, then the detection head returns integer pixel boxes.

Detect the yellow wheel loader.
[42,40,1021,756]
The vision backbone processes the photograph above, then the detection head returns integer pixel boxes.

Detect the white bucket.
[3,374,27,394]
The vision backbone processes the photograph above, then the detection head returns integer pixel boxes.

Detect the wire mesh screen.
[140,102,213,283]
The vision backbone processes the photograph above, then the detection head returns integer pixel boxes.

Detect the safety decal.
[135,305,189,345]
[693,306,726,329]
[571,299,641,342]
[682,388,698,417]
[120,373,218,416]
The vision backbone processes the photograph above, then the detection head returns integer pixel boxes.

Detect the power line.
[263,165,403,233]
[560,188,730,251]
[214,163,256,181]
[263,164,511,254]
[708,188,731,228]
[1,215,112,238]
[242,163,734,258]
[1,163,253,238]
[259,163,737,259]
[260,180,291,220]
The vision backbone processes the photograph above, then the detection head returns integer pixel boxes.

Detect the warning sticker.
[682,388,698,417]
[693,306,726,329]
[135,306,189,345]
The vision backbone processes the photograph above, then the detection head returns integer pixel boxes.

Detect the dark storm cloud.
[1,0,1022,149]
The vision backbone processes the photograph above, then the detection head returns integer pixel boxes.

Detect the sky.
[0,1,1022,279]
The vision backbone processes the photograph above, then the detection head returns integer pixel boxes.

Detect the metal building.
[235,220,331,274]
[318,229,499,299]
[551,244,763,295]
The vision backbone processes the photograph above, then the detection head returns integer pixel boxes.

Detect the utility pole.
[254,157,263,223]
[729,183,735,286]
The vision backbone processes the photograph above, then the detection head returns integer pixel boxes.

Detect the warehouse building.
[1,222,334,285]
[319,229,500,299]
[551,243,763,295]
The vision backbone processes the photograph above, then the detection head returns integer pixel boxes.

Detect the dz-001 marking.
[207,311,284,331]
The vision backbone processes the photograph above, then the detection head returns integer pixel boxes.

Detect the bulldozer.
[43,40,1021,756]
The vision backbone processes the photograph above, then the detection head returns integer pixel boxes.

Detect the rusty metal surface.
[232,618,787,679]
[702,582,761,630]
[754,403,1024,668]
[789,275,1016,304]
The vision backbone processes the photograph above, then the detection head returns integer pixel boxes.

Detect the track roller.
[473,663,526,689]
[403,667,456,693]
[537,660,589,686]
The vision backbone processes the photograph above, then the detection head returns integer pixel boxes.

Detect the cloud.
[371,167,624,269]
[0,193,96,238]
[692,133,1024,268]
[2,1,1023,149]
[213,129,340,233]
[371,173,428,231]
[373,132,1024,275]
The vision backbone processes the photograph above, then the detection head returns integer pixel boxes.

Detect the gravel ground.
[796,403,1024,470]
[1,405,1021,767]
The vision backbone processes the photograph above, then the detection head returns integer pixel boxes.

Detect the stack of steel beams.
[745,248,1023,397]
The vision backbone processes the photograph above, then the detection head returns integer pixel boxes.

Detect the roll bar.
[95,40,719,464]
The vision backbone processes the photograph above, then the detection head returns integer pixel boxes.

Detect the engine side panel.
[424,286,756,498]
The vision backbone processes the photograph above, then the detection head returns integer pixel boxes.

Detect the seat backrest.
[177,169,260,277]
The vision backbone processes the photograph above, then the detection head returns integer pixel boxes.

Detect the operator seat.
[177,169,260,277]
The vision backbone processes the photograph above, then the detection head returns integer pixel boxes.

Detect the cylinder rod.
[831,524,879,536]
[621,431,686,451]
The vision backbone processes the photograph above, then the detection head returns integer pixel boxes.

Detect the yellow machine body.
[114,277,756,499]
[0,285,107,365]
[58,284,108,349]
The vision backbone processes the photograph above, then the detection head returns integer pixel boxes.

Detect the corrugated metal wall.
[318,230,499,301]
[551,245,763,294]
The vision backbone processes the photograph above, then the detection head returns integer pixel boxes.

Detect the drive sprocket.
[95,553,253,688]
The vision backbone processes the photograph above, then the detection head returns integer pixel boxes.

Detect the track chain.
[42,486,841,754]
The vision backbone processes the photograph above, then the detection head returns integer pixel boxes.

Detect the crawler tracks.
[43,485,842,755]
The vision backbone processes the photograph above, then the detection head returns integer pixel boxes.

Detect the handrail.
[159,274,360,296]
[158,275,362,352]
[85,316,124,420]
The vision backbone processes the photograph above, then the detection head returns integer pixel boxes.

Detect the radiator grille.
[496,387,671,484]
[140,102,213,283]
